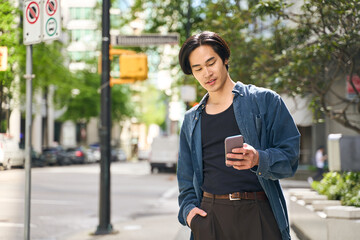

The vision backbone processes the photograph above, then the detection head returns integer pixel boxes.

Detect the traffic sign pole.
[24,45,33,240]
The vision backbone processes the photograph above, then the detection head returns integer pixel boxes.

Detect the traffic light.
[119,54,148,80]
[110,77,135,86]
[0,47,8,71]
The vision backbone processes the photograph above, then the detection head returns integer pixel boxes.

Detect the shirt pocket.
[255,114,262,139]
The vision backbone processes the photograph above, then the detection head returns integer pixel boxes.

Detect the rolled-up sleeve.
[255,93,300,180]
[177,120,198,226]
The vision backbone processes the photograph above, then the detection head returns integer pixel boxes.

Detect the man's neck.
[208,79,235,104]
[206,80,235,114]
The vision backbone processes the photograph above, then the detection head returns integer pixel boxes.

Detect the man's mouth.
[207,79,216,85]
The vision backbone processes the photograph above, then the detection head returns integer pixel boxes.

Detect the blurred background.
[0,0,359,239]
[0,0,359,169]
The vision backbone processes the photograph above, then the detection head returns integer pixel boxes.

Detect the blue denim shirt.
[177,82,300,240]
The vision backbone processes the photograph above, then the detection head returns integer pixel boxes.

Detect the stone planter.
[289,189,360,240]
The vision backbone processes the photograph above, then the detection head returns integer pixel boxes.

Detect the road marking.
[0,222,36,228]
[0,198,80,205]
[40,162,151,175]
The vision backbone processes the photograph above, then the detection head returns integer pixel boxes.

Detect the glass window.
[71,30,96,42]
[69,7,94,20]
[69,51,96,62]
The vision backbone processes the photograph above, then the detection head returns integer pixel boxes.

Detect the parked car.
[31,149,46,167]
[84,148,97,163]
[111,148,127,162]
[66,147,86,164]
[89,143,101,162]
[149,135,179,173]
[0,135,25,170]
[88,144,126,162]
[40,146,70,166]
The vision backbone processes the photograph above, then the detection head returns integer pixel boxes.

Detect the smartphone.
[224,135,244,161]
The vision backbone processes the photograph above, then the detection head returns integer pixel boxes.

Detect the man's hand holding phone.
[225,135,259,170]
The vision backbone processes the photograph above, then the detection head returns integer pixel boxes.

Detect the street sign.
[0,47,8,71]
[43,0,61,41]
[23,0,42,45]
[111,33,179,46]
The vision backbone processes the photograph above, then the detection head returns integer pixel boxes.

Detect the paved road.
[0,161,178,240]
[0,162,307,240]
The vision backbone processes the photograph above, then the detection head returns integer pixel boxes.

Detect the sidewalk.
[64,179,308,240]
[64,213,184,240]
[65,213,300,240]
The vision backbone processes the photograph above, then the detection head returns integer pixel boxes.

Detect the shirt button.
[258,172,262,175]
[240,93,244,97]
[195,117,198,120]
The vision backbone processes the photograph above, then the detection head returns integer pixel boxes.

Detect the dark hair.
[179,31,231,75]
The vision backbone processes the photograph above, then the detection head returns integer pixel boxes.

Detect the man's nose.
[204,67,212,77]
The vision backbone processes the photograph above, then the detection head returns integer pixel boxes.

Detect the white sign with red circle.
[23,0,42,45]
[43,0,61,41]
[23,0,61,45]
[45,0,57,16]
[26,1,40,24]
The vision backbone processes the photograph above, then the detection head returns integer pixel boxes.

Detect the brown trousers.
[190,196,282,240]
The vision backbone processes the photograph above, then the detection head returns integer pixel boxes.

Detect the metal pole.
[24,45,33,240]
[186,0,192,38]
[95,0,113,234]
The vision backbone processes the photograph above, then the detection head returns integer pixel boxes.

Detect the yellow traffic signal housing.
[119,54,148,80]
[98,47,136,73]
[0,47,8,71]
[110,78,135,87]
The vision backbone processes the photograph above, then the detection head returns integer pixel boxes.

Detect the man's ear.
[224,59,229,65]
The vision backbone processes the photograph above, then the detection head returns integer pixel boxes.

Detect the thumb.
[198,209,207,217]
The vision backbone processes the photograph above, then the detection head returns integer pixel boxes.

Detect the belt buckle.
[229,193,241,201]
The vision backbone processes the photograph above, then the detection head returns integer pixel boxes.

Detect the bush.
[311,171,360,207]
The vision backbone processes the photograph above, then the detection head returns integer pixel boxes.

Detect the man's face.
[188,45,229,93]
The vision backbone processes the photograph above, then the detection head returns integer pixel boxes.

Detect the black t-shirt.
[201,104,263,194]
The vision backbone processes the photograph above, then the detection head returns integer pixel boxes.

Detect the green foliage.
[111,84,134,122]
[0,1,25,131]
[137,83,166,127]
[31,42,73,90]
[312,171,360,207]
[59,68,135,123]
[127,0,360,133]
[59,69,100,122]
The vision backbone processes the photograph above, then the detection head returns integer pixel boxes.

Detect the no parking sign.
[23,0,42,45]
[23,0,61,45]
[43,0,61,41]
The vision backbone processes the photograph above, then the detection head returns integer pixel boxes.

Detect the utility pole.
[186,0,192,39]
[95,0,113,234]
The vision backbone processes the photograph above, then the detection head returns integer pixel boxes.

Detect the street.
[0,161,179,240]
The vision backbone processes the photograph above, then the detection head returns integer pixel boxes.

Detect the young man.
[177,31,300,240]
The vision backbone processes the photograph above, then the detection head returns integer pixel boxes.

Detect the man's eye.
[195,68,202,72]
[209,61,215,66]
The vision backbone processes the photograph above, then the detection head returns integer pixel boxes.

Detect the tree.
[0,1,24,132]
[256,0,360,133]
[58,64,135,124]
[128,0,360,133]
[137,83,166,128]
[127,0,281,99]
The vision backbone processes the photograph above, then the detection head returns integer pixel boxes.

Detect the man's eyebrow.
[191,57,215,68]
